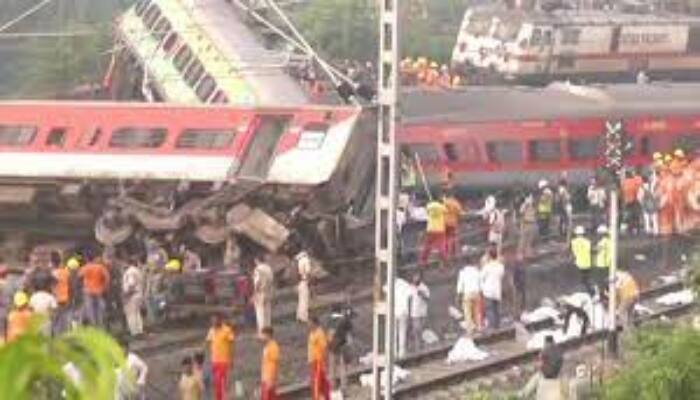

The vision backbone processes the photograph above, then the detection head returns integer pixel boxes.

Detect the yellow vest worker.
[426,201,447,233]
[595,235,612,269]
[571,233,592,269]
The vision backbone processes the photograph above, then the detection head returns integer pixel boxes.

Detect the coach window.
[561,29,580,45]
[297,123,329,150]
[152,18,171,42]
[135,0,151,16]
[531,29,542,46]
[143,5,161,30]
[0,125,37,146]
[162,32,179,53]
[173,46,193,72]
[568,137,599,160]
[185,61,205,88]
[640,136,665,155]
[529,139,561,162]
[210,90,229,104]
[443,143,459,162]
[110,128,167,149]
[196,75,217,102]
[176,129,235,149]
[486,141,523,163]
[46,128,67,147]
[410,143,441,163]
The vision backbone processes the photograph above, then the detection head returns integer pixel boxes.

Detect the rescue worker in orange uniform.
[420,196,449,267]
[52,258,77,334]
[308,315,330,400]
[206,313,235,400]
[6,291,33,342]
[443,192,466,259]
[260,326,280,400]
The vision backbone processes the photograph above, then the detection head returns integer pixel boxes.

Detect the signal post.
[372,0,401,399]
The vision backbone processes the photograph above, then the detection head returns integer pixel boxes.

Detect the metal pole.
[607,186,619,356]
[372,0,400,398]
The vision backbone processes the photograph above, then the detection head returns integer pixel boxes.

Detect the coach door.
[238,115,291,180]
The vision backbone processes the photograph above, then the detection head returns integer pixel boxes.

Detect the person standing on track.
[615,270,640,330]
[308,315,330,400]
[6,291,33,342]
[205,313,235,400]
[295,249,312,324]
[253,255,275,335]
[179,356,204,400]
[456,256,482,334]
[442,192,465,260]
[420,196,448,268]
[570,226,593,295]
[260,326,280,400]
[594,225,612,297]
[536,181,554,239]
[29,276,57,336]
[122,257,145,338]
[52,259,74,334]
[518,193,537,259]
[587,178,607,234]
[621,170,643,235]
[555,179,573,241]
[408,272,430,351]
[480,248,505,330]
[79,255,110,328]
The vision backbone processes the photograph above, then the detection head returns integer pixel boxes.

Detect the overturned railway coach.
[0,102,376,265]
[1,83,700,268]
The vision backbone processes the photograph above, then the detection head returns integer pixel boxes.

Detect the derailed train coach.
[0,102,376,267]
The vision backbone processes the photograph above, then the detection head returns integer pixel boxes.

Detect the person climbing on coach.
[420,194,448,268]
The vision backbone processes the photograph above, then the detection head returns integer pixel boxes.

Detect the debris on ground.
[446,337,490,364]
[656,289,695,306]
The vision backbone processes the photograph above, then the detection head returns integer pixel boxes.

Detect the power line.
[0,0,55,34]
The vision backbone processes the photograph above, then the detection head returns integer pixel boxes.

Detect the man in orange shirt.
[308,316,330,400]
[78,255,110,328]
[420,196,449,268]
[443,192,465,259]
[260,326,280,400]
[52,259,74,334]
[621,170,643,235]
[6,291,33,342]
[206,313,235,400]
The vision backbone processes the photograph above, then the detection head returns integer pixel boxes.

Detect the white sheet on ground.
[446,337,490,364]
[526,329,567,350]
[359,365,410,388]
[656,289,695,306]
[520,306,561,324]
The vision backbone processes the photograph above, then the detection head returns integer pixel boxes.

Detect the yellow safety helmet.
[652,152,663,160]
[430,61,439,69]
[165,259,182,271]
[14,291,28,307]
[664,154,673,163]
[66,257,80,270]
[674,149,685,158]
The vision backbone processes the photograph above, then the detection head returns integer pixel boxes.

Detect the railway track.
[278,279,693,399]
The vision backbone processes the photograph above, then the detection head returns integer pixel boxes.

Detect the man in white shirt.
[587,178,607,232]
[253,255,275,335]
[122,260,145,337]
[408,273,430,351]
[480,248,505,330]
[456,259,482,334]
[392,277,412,358]
[295,250,312,323]
[29,285,58,335]
[116,342,149,400]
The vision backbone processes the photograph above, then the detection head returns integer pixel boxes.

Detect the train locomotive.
[451,6,700,84]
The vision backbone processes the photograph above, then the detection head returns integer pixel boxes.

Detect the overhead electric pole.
[372,0,400,398]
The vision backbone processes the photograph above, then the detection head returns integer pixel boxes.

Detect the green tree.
[294,0,471,63]
[603,325,700,400]
[0,324,124,400]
